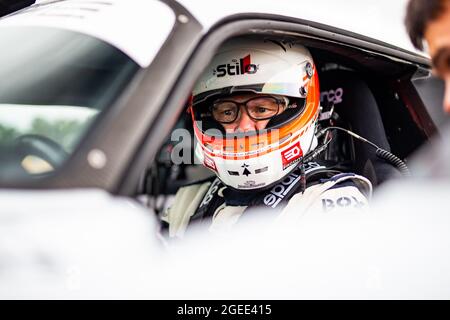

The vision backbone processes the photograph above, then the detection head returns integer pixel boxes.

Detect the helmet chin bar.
[194,118,318,192]
[191,98,319,191]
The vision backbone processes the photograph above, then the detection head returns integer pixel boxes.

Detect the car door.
[0,0,203,191]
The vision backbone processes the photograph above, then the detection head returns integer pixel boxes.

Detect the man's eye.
[222,109,234,115]
[256,107,268,113]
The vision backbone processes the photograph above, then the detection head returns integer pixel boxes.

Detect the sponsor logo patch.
[238,181,265,189]
[281,142,303,170]
[321,87,344,105]
[322,196,366,212]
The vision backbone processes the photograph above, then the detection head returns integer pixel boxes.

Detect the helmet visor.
[192,94,306,136]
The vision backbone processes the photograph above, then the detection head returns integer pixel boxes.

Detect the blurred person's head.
[406,0,450,113]
[189,37,320,191]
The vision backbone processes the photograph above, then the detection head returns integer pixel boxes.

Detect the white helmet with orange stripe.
[190,37,320,191]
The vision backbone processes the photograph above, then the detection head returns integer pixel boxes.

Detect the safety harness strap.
[191,161,342,221]
[244,161,341,215]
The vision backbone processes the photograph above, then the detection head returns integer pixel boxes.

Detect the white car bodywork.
[5,0,175,67]
[2,181,450,299]
[179,0,422,55]
[0,189,160,298]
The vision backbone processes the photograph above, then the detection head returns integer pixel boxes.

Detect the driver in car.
[161,38,372,238]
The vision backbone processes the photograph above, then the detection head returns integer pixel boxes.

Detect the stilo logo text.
[213,55,259,77]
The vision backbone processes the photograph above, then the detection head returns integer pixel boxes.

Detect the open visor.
[191,89,306,136]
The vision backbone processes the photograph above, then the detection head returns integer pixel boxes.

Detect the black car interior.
[140,33,431,212]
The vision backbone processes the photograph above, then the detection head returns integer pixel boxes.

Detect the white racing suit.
[161,161,372,238]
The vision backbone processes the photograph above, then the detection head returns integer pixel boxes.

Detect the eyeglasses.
[210,95,289,124]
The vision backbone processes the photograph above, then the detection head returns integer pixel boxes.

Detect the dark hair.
[405,0,448,50]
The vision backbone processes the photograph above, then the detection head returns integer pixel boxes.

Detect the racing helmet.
[190,37,320,191]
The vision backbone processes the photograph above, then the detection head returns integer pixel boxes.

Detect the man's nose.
[444,79,450,114]
[236,107,258,132]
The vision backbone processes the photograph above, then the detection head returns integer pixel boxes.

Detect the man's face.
[424,3,450,113]
[213,93,287,133]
